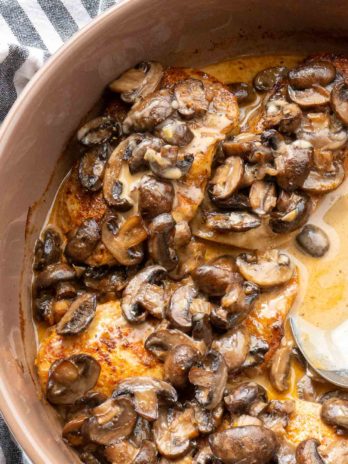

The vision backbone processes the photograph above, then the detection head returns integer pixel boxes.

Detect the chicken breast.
[36,272,298,397]
[36,301,163,397]
[54,67,239,234]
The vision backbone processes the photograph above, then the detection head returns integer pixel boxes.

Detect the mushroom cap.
[236,250,294,288]
[189,350,228,410]
[65,219,101,263]
[209,425,278,464]
[56,293,97,336]
[113,376,178,421]
[121,265,167,323]
[296,439,325,464]
[109,61,163,103]
[145,328,206,361]
[46,354,101,405]
[83,397,137,445]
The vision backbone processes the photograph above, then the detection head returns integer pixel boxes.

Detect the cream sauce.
[204,55,348,378]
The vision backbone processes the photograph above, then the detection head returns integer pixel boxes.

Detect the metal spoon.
[290,313,348,388]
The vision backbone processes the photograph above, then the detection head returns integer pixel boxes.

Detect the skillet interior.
[1,0,348,462]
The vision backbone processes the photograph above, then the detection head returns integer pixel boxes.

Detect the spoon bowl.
[290,313,348,388]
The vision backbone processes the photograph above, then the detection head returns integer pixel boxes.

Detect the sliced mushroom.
[138,175,174,220]
[77,116,121,146]
[208,156,244,201]
[174,221,192,248]
[121,265,166,323]
[288,85,331,107]
[65,219,101,263]
[205,211,261,232]
[228,82,256,104]
[133,441,158,464]
[104,441,138,464]
[62,412,89,447]
[219,279,260,328]
[108,180,134,211]
[221,133,258,158]
[192,263,232,297]
[296,112,348,151]
[209,191,251,211]
[331,81,348,126]
[164,344,199,389]
[174,79,209,119]
[46,354,101,405]
[129,416,152,448]
[189,350,227,410]
[264,99,302,133]
[55,281,77,300]
[83,266,128,296]
[275,140,313,191]
[134,283,166,320]
[155,118,194,146]
[34,293,55,324]
[123,134,163,174]
[296,224,330,257]
[34,227,62,270]
[56,293,97,336]
[148,213,178,271]
[289,61,336,90]
[296,439,325,464]
[253,66,288,92]
[249,181,277,215]
[270,337,293,392]
[79,143,111,192]
[241,335,269,369]
[212,327,250,373]
[321,398,348,431]
[270,190,311,233]
[260,399,295,430]
[191,402,223,435]
[79,451,103,464]
[110,61,163,103]
[166,284,198,332]
[145,329,206,361]
[123,90,174,133]
[192,313,213,348]
[236,250,294,288]
[101,215,147,266]
[83,397,137,445]
[145,145,193,180]
[224,382,267,415]
[113,376,178,421]
[153,406,199,459]
[302,163,345,193]
[35,263,76,292]
[209,425,278,464]
[193,446,221,464]
[170,241,206,281]
[241,162,277,187]
[297,375,317,402]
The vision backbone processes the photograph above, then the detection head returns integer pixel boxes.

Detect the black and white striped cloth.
[0,1,119,461]
[0,0,119,122]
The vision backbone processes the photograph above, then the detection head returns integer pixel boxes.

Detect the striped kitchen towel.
[0,0,120,122]
[0,1,120,461]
